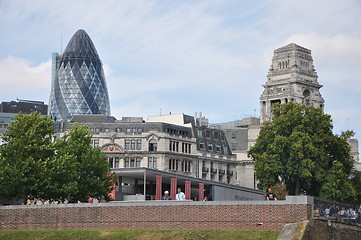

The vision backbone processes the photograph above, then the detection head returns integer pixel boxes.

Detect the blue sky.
[0,0,360,143]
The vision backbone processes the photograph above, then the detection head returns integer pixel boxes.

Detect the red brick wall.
[0,202,312,231]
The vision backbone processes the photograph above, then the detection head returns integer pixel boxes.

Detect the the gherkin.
[48,29,111,121]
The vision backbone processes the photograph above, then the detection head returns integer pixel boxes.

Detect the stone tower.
[260,43,325,123]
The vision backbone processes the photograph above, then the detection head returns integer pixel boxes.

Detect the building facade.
[211,117,260,188]
[48,29,111,121]
[0,99,48,115]
[58,113,238,187]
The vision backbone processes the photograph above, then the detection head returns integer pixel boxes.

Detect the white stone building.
[58,113,239,185]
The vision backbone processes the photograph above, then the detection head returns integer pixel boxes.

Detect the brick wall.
[0,196,312,231]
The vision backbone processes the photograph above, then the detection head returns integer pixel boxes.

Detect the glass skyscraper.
[48,29,111,121]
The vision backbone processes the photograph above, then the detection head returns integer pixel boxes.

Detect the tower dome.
[49,29,111,121]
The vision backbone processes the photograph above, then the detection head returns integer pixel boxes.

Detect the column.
[185,180,191,200]
[155,174,162,200]
[170,177,177,200]
[198,182,204,201]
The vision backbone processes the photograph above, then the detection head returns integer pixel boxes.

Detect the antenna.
[60,30,63,54]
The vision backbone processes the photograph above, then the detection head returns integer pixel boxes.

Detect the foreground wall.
[303,219,361,240]
[0,196,312,231]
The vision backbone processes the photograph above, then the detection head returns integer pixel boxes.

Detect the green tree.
[54,123,114,202]
[0,113,114,202]
[248,102,356,202]
[0,112,55,201]
[350,170,361,204]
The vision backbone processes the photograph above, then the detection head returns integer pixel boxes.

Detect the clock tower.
[260,43,325,123]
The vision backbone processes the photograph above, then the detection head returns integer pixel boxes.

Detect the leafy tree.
[0,113,114,202]
[54,123,114,202]
[320,160,356,203]
[349,170,361,204]
[0,112,55,201]
[248,102,356,202]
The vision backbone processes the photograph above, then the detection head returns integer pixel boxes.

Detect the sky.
[0,0,360,142]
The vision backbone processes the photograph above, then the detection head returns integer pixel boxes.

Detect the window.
[216,144,221,152]
[166,128,177,134]
[95,128,100,134]
[231,131,236,139]
[115,128,121,132]
[148,157,157,169]
[169,158,180,171]
[181,143,191,153]
[169,140,179,152]
[149,139,157,152]
[125,140,130,150]
[125,128,141,134]
[136,139,142,150]
[105,128,109,133]
[125,157,141,168]
[208,143,213,151]
[125,139,141,150]
[108,157,119,168]
[231,142,237,151]
[224,146,228,154]
[214,132,219,139]
[183,160,191,172]
[199,141,204,149]
[205,131,211,138]
[220,133,225,141]
[93,139,99,147]
[169,159,190,172]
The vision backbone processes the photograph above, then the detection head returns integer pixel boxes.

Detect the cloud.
[0,0,360,141]
[285,33,361,93]
[0,56,51,101]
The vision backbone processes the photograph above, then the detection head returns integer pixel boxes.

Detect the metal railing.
[313,197,361,224]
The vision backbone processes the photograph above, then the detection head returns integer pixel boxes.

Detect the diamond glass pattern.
[48,29,111,121]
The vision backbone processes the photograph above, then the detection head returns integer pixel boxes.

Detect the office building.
[48,29,111,121]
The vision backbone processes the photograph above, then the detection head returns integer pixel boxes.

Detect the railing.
[313,197,361,224]
[219,169,225,174]
[210,168,217,174]
[227,170,233,176]
[202,167,209,172]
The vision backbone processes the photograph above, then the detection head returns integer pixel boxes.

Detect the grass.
[0,230,279,240]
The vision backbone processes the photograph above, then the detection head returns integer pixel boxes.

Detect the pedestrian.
[162,191,172,200]
[176,187,185,200]
[266,188,277,201]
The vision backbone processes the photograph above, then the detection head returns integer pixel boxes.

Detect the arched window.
[149,139,157,152]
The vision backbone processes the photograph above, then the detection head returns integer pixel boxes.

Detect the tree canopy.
[0,112,113,202]
[248,102,358,203]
